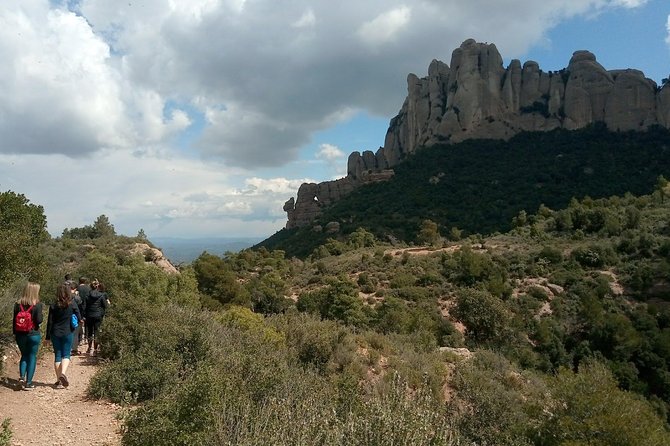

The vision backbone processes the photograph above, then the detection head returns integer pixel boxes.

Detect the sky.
[0,0,668,240]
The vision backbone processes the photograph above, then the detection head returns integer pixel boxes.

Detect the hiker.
[12,282,44,391]
[70,282,84,356]
[77,277,90,339]
[46,284,81,389]
[85,279,108,356]
[64,273,75,290]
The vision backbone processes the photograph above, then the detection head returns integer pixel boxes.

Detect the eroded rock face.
[130,243,179,274]
[382,40,667,164]
[284,40,668,229]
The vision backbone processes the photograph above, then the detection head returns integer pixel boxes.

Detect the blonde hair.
[17,282,40,306]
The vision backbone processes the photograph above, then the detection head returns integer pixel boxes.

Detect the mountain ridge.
[283,39,670,230]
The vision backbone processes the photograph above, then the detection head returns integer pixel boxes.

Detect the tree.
[417,219,440,246]
[453,288,511,345]
[93,214,116,238]
[0,191,49,288]
[655,175,668,203]
[541,360,670,446]
[192,252,250,306]
[62,214,117,239]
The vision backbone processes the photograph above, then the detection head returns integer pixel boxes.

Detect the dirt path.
[0,345,121,446]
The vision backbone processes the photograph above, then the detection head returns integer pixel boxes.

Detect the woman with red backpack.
[12,282,44,391]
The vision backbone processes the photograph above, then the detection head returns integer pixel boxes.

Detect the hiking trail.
[0,346,121,446]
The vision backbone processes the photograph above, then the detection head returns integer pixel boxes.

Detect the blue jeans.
[51,333,74,362]
[15,333,41,385]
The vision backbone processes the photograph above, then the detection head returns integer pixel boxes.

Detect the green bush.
[453,288,512,345]
[540,360,670,446]
[89,302,211,403]
[452,351,547,446]
[0,419,11,446]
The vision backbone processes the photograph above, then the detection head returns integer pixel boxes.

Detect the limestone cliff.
[383,39,668,165]
[284,39,670,229]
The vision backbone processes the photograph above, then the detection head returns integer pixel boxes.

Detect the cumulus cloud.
[358,6,412,46]
[0,0,657,238]
[0,148,295,237]
[611,0,648,8]
[293,9,316,28]
[316,144,346,162]
[0,0,653,166]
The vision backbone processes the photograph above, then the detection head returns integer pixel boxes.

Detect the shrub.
[89,302,211,403]
[540,360,670,446]
[453,288,512,345]
[451,351,547,446]
[0,419,11,446]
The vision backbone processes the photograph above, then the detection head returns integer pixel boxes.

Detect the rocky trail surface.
[0,346,121,445]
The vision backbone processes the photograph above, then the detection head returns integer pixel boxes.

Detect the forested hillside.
[3,171,670,444]
[260,125,670,257]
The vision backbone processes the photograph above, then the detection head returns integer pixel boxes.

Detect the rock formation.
[284,39,670,229]
[130,243,179,274]
[382,39,668,165]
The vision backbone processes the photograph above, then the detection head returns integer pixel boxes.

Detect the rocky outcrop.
[130,243,179,274]
[383,39,669,164]
[283,167,394,229]
[284,39,669,229]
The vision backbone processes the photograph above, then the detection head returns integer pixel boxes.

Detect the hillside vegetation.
[3,145,670,443]
[259,125,670,257]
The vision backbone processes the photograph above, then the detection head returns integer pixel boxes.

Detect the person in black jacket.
[12,282,44,390]
[85,280,108,356]
[77,277,91,341]
[46,284,81,389]
[69,282,84,356]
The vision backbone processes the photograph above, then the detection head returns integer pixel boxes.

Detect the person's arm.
[45,306,53,340]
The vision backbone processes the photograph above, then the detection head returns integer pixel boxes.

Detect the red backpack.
[15,305,34,333]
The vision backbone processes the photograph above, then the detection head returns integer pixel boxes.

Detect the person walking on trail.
[85,280,108,356]
[46,284,81,389]
[12,282,44,391]
[70,282,84,356]
[77,277,91,340]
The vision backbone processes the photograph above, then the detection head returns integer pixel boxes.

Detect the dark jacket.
[85,290,108,319]
[77,284,91,315]
[12,303,43,336]
[46,301,81,340]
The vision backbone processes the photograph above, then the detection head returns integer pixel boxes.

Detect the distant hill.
[152,237,262,264]
[258,125,670,258]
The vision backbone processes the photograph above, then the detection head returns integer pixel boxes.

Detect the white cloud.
[0,149,296,238]
[666,15,670,46]
[293,9,316,28]
[316,144,346,162]
[0,0,658,238]
[358,6,412,46]
[243,177,316,195]
[0,0,654,166]
[611,0,648,8]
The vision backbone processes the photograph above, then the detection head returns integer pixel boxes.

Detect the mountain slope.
[259,125,670,257]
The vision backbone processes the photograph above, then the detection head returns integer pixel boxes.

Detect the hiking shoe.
[23,383,36,391]
[18,378,25,390]
[59,374,69,388]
